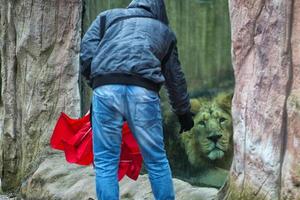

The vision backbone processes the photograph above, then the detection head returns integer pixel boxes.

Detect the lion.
[181,92,233,168]
[163,92,233,188]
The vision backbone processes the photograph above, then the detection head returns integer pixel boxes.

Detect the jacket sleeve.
[162,41,191,115]
[80,15,102,81]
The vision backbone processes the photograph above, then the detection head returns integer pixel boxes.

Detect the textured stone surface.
[281,1,300,199]
[120,175,218,200]
[21,154,217,200]
[0,0,82,192]
[220,0,300,199]
[21,155,96,200]
[0,195,17,200]
[0,196,11,200]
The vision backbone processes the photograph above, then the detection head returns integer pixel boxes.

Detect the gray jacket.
[80,0,191,115]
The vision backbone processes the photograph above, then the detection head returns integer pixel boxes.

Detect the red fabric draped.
[50,112,142,181]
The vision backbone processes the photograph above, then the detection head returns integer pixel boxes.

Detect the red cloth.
[50,112,142,181]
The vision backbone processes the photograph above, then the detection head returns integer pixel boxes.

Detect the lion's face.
[180,93,233,166]
[192,102,232,161]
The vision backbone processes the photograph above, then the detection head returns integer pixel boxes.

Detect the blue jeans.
[92,85,175,200]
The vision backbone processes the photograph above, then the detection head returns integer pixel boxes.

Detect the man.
[80,0,194,199]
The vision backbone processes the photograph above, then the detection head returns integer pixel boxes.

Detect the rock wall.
[281,1,300,199]
[220,0,300,199]
[21,155,218,200]
[0,0,82,192]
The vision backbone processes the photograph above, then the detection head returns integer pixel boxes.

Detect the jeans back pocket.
[134,98,162,127]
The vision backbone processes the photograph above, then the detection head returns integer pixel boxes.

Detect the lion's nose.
[207,134,222,143]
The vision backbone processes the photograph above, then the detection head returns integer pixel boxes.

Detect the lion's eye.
[199,120,206,127]
[219,117,227,124]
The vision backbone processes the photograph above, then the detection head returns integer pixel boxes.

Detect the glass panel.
[82,0,234,189]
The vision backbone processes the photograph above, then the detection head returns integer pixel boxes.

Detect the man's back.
[81,0,191,116]
[90,7,175,85]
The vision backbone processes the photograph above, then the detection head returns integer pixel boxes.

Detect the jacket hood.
[127,0,169,25]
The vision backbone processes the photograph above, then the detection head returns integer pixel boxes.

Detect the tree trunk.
[219,0,300,199]
[0,0,82,192]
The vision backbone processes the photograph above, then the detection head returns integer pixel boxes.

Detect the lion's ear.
[190,99,201,114]
[214,92,233,114]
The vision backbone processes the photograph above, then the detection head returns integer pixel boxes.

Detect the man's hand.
[177,111,194,133]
